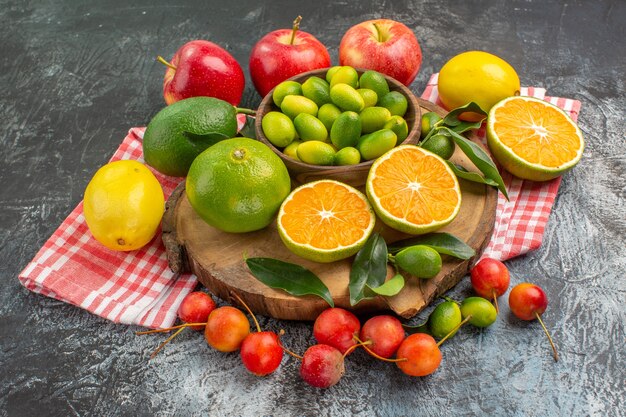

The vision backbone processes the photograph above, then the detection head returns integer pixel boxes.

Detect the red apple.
[159,40,245,106]
[339,19,422,86]
[249,16,331,97]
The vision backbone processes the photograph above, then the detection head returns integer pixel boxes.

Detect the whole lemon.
[438,51,520,121]
[186,138,291,233]
[83,160,165,251]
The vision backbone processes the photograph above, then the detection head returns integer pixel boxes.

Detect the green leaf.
[238,115,257,139]
[245,257,334,307]
[402,320,430,335]
[441,127,509,200]
[442,102,487,127]
[367,273,405,296]
[183,130,230,148]
[349,233,388,306]
[446,162,500,187]
[387,232,475,259]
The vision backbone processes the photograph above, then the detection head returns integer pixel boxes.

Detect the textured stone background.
[1,0,624,416]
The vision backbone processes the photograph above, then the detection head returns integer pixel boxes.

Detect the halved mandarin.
[277,180,375,263]
[366,145,461,234]
[487,96,584,181]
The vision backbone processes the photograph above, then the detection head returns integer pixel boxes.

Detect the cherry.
[204,306,250,352]
[313,308,361,354]
[509,282,559,361]
[470,257,510,312]
[240,331,284,376]
[395,333,442,377]
[359,315,405,358]
[177,291,216,331]
[299,344,345,388]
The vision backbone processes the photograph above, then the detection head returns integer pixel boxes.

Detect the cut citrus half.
[487,96,584,181]
[277,180,375,263]
[366,145,461,235]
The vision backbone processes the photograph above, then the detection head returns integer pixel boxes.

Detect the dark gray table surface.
[1,0,624,416]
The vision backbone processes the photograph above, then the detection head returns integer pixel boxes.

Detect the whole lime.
[421,133,455,160]
[186,138,291,233]
[143,97,238,177]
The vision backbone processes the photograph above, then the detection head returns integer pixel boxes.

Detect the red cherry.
[300,344,345,388]
[396,333,442,377]
[359,315,405,358]
[240,331,284,376]
[313,308,361,354]
[470,258,510,312]
[177,291,216,331]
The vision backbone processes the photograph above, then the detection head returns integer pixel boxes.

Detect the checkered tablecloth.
[18,79,581,328]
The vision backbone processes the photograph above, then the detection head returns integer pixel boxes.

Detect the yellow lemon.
[83,160,165,251]
[438,51,520,121]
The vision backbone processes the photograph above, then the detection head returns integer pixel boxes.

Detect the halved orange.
[277,180,375,263]
[366,145,461,235]
[487,96,584,181]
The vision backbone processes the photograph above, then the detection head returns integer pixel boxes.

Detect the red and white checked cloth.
[19,78,581,329]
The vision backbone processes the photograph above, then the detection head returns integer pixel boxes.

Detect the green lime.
[357,129,397,161]
[293,113,328,142]
[330,66,359,89]
[296,140,336,166]
[360,106,392,133]
[273,81,302,107]
[330,111,362,149]
[143,97,238,177]
[357,88,378,108]
[383,115,409,142]
[394,245,442,278]
[283,140,302,160]
[420,112,442,139]
[302,76,331,107]
[333,147,361,166]
[421,133,455,160]
[261,111,296,148]
[186,138,291,233]
[378,91,408,117]
[359,70,390,101]
[428,301,462,339]
[330,83,365,112]
[325,66,343,83]
[460,297,497,328]
[280,95,318,119]
[317,103,342,131]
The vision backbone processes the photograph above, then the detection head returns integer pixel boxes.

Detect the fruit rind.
[486,96,584,181]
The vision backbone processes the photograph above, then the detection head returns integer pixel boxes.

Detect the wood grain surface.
[163,99,498,320]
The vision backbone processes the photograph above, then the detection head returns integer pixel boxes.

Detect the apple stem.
[278,329,304,360]
[149,326,185,360]
[535,312,559,362]
[235,107,256,116]
[156,55,177,71]
[372,23,382,42]
[289,15,302,45]
[231,291,261,333]
[493,290,500,314]
[135,322,206,335]
[436,315,472,347]
[352,336,407,363]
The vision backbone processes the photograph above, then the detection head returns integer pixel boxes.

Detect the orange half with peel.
[487,96,584,181]
[277,180,376,263]
[366,145,462,235]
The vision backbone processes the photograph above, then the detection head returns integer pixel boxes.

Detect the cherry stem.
[289,16,302,45]
[492,290,500,314]
[436,315,472,347]
[231,291,261,333]
[235,107,256,116]
[156,55,176,71]
[535,312,559,362]
[149,327,185,360]
[135,322,206,335]
[278,329,303,360]
[353,336,407,363]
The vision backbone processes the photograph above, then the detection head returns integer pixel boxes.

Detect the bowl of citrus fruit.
[255,66,421,187]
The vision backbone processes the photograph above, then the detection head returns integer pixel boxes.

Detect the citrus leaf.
[403,321,431,335]
[387,232,475,259]
[238,115,257,139]
[441,127,509,200]
[446,162,500,187]
[183,131,230,147]
[245,257,334,307]
[367,273,405,297]
[442,102,487,128]
[349,233,388,306]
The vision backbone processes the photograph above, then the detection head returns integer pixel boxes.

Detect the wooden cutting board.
[162,99,498,321]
